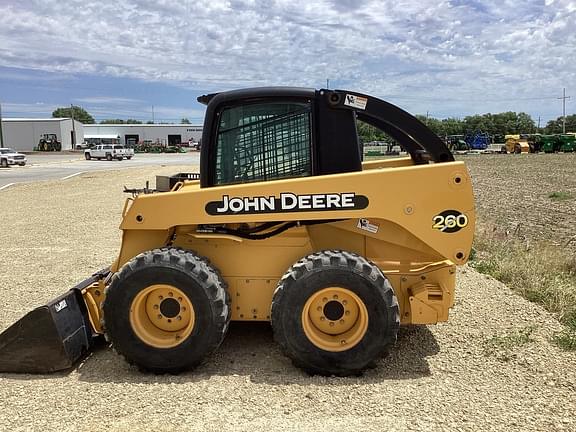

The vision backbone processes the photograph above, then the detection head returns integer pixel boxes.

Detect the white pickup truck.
[84,144,134,161]
[0,148,27,167]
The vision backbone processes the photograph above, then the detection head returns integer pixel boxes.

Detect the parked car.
[84,144,134,161]
[0,148,27,167]
[75,141,92,150]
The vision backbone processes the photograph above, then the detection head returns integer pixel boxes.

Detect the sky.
[0,0,574,125]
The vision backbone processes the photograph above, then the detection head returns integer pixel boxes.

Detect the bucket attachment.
[0,287,96,374]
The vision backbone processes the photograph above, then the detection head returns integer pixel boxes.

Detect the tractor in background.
[464,131,490,151]
[37,134,62,152]
[540,134,576,153]
[502,134,530,154]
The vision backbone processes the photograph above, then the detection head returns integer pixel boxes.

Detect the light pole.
[558,88,571,134]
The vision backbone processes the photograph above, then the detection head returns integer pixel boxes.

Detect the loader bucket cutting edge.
[0,271,107,374]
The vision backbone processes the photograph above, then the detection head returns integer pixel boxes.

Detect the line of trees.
[50,107,194,125]
[358,112,576,143]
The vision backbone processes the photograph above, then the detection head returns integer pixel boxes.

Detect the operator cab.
[198,87,453,189]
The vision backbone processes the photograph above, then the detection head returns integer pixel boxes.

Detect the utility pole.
[326,79,330,89]
[558,88,571,134]
[0,100,4,148]
[152,105,155,123]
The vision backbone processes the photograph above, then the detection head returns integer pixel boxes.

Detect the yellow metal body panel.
[101,160,474,328]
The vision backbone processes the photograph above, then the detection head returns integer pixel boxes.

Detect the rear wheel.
[271,250,400,376]
[103,247,230,373]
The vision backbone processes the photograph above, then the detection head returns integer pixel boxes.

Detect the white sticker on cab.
[344,94,368,110]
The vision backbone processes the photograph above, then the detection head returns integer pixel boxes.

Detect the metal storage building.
[83,124,203,147]
[0,118,84,151]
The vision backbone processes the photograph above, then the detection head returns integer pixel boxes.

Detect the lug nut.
[340,319,345,324]
[177,316,182,321]
[320,316,325,321]
[329,322,334,327]
[341,340,346,345]
[345,311,350,316]
[322,297,328,302]
[158,295,163,300]
[342,300,347,305]
[317,306,322,312]
[153,304,159,309]
[157,314,162,319]
[169,292,174,297]
[333,295,338,300]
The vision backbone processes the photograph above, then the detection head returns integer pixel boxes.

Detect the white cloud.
[0,0,574,118]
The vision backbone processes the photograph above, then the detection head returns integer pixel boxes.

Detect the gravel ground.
[0,165,575,431]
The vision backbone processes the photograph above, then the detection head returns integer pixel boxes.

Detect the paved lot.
[0,152,201,189]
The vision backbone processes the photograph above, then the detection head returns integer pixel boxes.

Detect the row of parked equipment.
[444,132,576,154]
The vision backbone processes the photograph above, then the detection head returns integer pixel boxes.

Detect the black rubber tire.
[102,247,231,373]
[85,153,91,160]
[271,250,400,376]
[106,153,112,161]
[0,158,7,168]
[127,156,132,160]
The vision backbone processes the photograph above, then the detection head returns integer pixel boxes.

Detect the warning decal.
[357,218,379,234]
[344,94,368,110]
[54,299,68,313]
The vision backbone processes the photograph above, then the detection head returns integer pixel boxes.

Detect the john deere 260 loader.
[0,88,475,376]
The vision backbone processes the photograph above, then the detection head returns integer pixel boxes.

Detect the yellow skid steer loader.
[0,88,475,376]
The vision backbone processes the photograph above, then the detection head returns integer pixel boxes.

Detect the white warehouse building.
[0,118,84,151]
[83,124,203,147]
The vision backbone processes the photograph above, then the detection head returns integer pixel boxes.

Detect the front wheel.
[271,250,400,376]
[0,159,7,168]
[126,156,132,160]
[103,247,231,373]
[106,153,112,161]
[85,153,91,160]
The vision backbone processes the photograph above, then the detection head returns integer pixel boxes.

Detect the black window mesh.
[215,103,312,185]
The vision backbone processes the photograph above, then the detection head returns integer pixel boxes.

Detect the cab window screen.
[215,102,312,185]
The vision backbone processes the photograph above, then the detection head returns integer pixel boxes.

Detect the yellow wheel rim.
[301,287,368,352]
[130,284,195,349]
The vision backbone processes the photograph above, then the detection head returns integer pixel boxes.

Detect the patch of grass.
[483,326,536,362]
[553,330,576,350]
[471,223,576,351]
[548,191,573,201]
